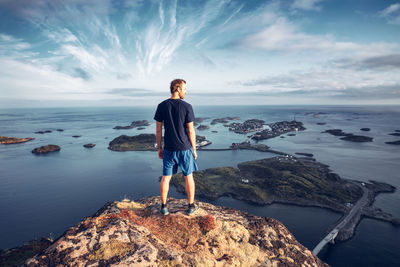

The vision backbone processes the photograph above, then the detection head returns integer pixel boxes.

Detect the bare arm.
[156,121,163,159]
[187,122,197,160]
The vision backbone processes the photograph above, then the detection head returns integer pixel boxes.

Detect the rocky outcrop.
[24,197,328,267]
[31,145,60,154]
[0,136,34,144]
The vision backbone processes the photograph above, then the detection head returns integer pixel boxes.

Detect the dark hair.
[170,79,186,94]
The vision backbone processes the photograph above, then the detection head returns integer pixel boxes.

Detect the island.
[360,128,370,131]
[0,136,34,144]
[389,132,400,137]
[250,121,305,141]
[340,135,373,142]
[197,125,210,131]
[83,143,96,148]
[227,119,265,134]
[108,134,211,151]
[230,141,269,152]
[295,152,314,157]
[316,122,326,125]
[210,117,240,125]
[108,134,157,151]
[194,117,210,126]
[31,145,61,154]
[113,120,150,130]
[196,135,212,147]
[322,129,373,142]
[34,130,52,134]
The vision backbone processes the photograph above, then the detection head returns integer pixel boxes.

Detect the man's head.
[170,79,187,99]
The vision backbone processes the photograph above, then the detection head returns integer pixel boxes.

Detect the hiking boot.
[161,207,169,216]
[187,203,199,215]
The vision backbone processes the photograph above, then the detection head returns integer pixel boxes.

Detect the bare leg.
[160,175,172,204]
[184,173,195,204]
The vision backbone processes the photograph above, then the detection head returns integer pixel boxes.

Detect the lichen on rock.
[24,197,328,266]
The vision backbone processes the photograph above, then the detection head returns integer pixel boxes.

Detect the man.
[154,79,198,216]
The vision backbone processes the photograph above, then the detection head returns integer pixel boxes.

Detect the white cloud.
[135,0,233,76]
[379,3,400,24]
[0,58,85,100]
[0,33,36,59]
[291,0,324,11]
[240,17,359,53]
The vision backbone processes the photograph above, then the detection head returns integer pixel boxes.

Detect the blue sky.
[0,0,399,107]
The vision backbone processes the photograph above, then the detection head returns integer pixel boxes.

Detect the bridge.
[312,182,368,256]
[312,228,339,255]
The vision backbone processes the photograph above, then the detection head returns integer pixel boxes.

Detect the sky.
[0,0,400,107]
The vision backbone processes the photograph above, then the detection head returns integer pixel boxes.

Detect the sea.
[0,105,399,266]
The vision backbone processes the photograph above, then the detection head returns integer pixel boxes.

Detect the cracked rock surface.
[25,197,328,266]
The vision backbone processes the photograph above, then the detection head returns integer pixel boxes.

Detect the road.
[312,182,368,256]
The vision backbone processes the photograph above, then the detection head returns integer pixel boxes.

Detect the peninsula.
[172,156,362,211]
[171,156,399,241]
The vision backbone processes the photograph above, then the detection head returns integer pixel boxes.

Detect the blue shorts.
[163,148,198,176]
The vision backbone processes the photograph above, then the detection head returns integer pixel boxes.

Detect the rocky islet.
[0,136,35,144]
[31,145,61,154]
[113,120,150,130]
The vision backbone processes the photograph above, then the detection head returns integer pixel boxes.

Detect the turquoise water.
[1,105,399,266]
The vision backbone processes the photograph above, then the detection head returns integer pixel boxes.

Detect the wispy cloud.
[291,0,325,11]
[379,3,400,24]
[105,88,163,97]
[1,0,399,106]
[240,17,358,53]
[334,54,400,70]
[237,67,400,100]
[0,33,36,59]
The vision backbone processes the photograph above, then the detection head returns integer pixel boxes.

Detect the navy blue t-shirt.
[154,99,195,151]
